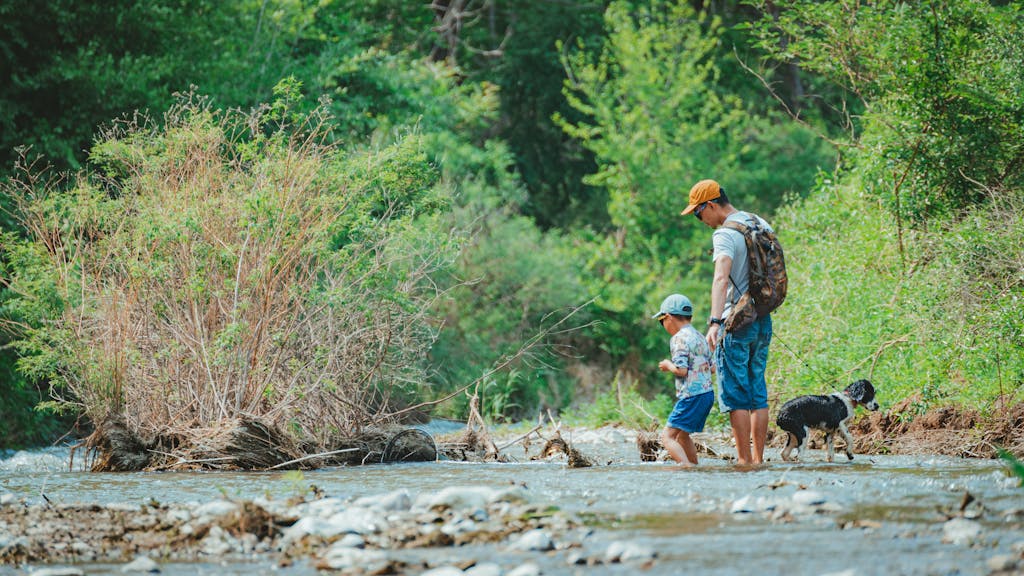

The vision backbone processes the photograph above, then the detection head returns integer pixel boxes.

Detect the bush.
[2,87,457,448]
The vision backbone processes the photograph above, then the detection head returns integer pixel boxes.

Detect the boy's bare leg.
[661,427,695,466]
[678,431,699,465]
[751,408,769,464]
[730,409,752,465]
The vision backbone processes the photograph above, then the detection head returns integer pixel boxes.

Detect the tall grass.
[2,90,457,449]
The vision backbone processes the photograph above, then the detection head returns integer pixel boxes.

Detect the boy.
[653,294,715,466]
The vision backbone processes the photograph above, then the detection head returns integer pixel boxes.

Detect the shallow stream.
[2,424,1022,576]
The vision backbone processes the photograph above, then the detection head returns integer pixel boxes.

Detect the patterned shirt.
[669,324,714,399]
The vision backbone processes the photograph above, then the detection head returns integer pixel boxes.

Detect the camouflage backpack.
[722,217,788,322]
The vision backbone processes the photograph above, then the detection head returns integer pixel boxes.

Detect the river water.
[2,424,1023,575]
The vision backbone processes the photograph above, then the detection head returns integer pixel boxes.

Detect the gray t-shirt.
[712,211,773,316]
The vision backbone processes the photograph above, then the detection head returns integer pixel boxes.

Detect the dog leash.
[772,331,843,392]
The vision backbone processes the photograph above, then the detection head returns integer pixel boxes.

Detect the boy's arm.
[658,359,688,378]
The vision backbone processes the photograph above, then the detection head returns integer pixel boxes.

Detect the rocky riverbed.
[3,426,1024,575]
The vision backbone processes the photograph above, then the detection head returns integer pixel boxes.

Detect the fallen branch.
[497,424,543,452]
[264,447,360,471]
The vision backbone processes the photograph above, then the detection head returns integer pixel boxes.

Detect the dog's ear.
[848,379,874,403]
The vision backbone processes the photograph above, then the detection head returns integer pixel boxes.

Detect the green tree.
[557,0,832,382]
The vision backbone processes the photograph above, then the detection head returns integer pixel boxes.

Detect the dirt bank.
[763,395,1024,460]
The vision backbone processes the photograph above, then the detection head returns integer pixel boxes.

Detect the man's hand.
[706,324,721,352]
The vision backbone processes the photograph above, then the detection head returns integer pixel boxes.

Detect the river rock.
[353,489,412,512]
[441,517,478,536]
[730,495,775,514]
[509,529,553,551]
[416,486,493,511]
[193,500,238,519]
[0,491,16,506]
[942,517,983,545]
[987,554,1020,572]
[318,545,388,571]
[421,567,465,576]
[465,562,502,576]
[335,533,366,548]
[302,497,348,518]
[792,490,827,506]
[28,569,85,576]
[200,525,237,556]
[507,562,541,576]
[121,555,160,573]
[605,540,656,562]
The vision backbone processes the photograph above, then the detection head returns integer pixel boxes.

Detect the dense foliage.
[1,0,1021,446]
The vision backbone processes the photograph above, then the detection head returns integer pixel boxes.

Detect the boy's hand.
[658,359,675,373]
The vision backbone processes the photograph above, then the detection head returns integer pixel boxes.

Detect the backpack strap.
[720,219,753,304]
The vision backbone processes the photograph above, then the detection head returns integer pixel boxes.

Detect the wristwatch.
[708,317,724,327]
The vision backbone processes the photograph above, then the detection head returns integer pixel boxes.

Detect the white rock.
[281,508,381,543]
[507,563,541,576]
[441,518,478,536]
[819,570,857,576]
[165,509,191,523]
[319,545,388,571]
[730,495,775,514]
[415,486,496,511]
[0,492,16,506]
[353,489,412,512]
[29,569,85,576]
[421,567,465,576]
[605,540,656,563]
[509,529,553,551]
[301,497,348,518]
[792,490,827,506]
[987,555,1019,572]
[466,562,503,576]
[193,500,238,519]
[942,517,983,545]
[325,507,382,534]
[335,533,365,548]
[200,525,235,556]
[106,503,141,513]
[121,555,160,573]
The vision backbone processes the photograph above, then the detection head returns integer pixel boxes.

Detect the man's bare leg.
[751,408,769,464]
[730,409,752,465]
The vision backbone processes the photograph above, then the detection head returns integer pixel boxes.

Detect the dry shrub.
[5,90,457,465]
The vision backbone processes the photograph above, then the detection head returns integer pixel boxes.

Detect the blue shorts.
[716,315,772,412]
[666,390,715,433]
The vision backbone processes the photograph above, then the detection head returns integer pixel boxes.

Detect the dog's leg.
[781,432,797,462]
[840,422,855,461]
[793,426,808,461]
[825,432,834,463]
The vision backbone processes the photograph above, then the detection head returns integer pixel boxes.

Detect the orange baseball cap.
[680,179,721,215]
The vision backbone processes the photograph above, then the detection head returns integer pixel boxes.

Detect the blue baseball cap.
[652,294,693,320]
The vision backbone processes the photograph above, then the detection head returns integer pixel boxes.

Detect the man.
[680,179,773,465]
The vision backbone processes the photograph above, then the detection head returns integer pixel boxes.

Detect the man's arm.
[706,255,732,351]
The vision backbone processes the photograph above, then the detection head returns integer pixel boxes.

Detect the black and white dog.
[776,379,879,462]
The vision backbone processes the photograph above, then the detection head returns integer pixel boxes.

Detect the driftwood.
[85,415,439,471]
[537,431,593,468]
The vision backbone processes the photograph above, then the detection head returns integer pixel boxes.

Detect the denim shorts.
[715,315,772,412]
[666,390,715,433]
